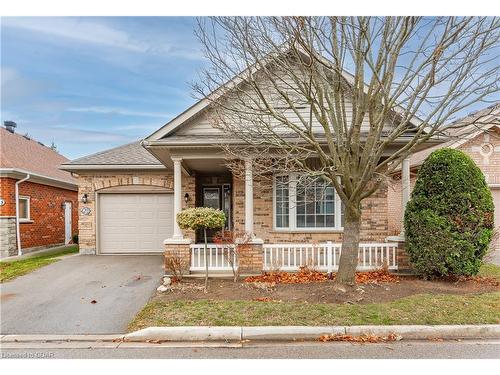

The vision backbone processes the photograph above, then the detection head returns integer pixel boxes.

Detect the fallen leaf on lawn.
[252,297,282,303]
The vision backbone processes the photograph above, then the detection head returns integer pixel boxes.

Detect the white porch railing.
[263,242,398,272]
[190,244,236,271]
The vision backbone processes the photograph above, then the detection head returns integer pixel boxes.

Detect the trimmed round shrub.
[177,207,226,230]
[404,148,494,278]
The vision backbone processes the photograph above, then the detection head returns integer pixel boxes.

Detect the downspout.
[15,173,30,256]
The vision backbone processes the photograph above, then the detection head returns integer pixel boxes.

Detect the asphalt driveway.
[0,254,164,334]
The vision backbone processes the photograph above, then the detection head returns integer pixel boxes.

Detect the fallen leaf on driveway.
[91,300,97,304]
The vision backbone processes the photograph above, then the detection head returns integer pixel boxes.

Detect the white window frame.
[273,173,344,232]
[18,195,31,222]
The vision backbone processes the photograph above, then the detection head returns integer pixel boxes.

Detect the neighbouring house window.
[18,196,30,221]
[274,174,344,230]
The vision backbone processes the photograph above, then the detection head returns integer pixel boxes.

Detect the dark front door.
[199,184,231,242]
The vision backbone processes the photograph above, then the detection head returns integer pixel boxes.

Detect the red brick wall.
[0,178,17,216]
[0,177,78,249]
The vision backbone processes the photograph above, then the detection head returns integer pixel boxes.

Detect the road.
[1,340,499,359]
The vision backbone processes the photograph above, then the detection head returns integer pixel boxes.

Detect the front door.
[200,184,231,242]
[64,202,72,244]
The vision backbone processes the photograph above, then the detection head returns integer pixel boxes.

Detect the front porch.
[187,242,400,274]
[145,148,411,275]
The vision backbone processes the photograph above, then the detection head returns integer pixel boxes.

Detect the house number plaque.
[81,207,92,215]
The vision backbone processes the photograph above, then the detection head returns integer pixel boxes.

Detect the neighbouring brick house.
[0,122,78,258]
[388,104,500,253]
[60,55,440,275]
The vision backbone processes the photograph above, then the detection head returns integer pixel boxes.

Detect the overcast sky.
[1,17,204,159]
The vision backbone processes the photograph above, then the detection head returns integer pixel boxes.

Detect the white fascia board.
[0,168,78,191]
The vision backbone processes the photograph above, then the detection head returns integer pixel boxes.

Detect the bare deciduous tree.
[193,17,500,288]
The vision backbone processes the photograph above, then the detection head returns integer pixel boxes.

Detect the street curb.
[123,324,500,342]
[2,325,499,343]
[0,334,124,342]
[124,327,241,342]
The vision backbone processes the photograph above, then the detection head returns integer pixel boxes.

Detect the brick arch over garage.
[92,174,174,192]
[76,171,196,255]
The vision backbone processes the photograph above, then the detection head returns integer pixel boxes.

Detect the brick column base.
[396,241,412,271]
[238,242,263,274]
[164,243,191,276]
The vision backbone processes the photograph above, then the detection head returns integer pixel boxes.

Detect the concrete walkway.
[0,255,163,334]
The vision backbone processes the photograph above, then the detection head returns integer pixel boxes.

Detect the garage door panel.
[99,193,173,254]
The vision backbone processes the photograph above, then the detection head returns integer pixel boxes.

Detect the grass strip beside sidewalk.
[128,291,500,331]
[0,245,79,283]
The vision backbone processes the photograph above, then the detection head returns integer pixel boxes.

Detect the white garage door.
[99,193,173,254]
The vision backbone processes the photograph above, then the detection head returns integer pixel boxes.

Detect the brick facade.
[77,171,196,254]
[0,177,78,257]
[232,174,389,244]
[80,169,395,273]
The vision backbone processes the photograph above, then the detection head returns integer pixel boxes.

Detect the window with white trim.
[274,174,344,230]
[18,196,30,221]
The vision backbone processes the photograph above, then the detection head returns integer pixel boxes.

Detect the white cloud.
[1,67,47,103]
[66,106,172,118]
[1,17,203,60]
[43,125,133,144]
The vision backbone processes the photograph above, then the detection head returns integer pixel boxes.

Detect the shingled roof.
[61,141,164,168]
[0,127,77,185]
[409,103,500,168]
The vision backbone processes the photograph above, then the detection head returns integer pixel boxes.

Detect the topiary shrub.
[404,148,494,278]
[177,207,226,290]
[177,207,226,231]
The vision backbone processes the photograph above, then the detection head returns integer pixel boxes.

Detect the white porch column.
[400,156,411,236]
[244,158,254,235]
[243,158,263,244]
[171,157,184,240]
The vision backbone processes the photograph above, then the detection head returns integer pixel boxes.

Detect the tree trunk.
[204,227,209,292]
[335,203,362,287]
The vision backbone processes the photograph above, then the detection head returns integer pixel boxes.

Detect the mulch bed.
[157,269,499,305]
[244,267,400,284]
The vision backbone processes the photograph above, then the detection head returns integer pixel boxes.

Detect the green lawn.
[478,263,500,279]
[128,263,500,331]
[0,245,79,283]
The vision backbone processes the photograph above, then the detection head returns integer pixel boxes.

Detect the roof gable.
[409,104,500,168]
[145,48,424,144]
